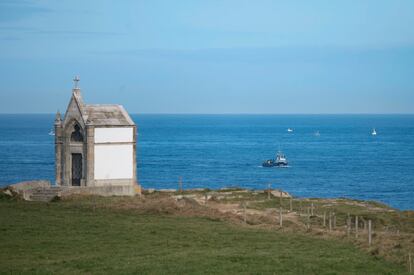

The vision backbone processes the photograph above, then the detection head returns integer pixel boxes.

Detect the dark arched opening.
[71,124,84,142]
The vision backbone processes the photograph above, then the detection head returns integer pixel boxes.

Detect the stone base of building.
[61,185,137,197]
[7,180,141,202]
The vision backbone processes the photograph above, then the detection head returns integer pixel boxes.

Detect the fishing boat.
[48,129,55,136]
[372,128,377,136]
[262,152,288,167]
[287,128,293,133]
[314,130,320,137]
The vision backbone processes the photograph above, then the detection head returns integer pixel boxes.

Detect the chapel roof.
[84,104,135,126]
[63,78,135,127]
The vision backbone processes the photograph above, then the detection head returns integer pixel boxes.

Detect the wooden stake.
[279,190,282,207]
[268,183,271,200]
[179,176,183,192]
[355,216,359,238]
[299,200,302,214]
[243,202,247,224]
[307,208,310,230]
[333,212,336,229]
[329,212,332,232]
[311,203,314,216]
[323,212,326,228]
[368,220,372,246]
[347,215,351,237]
[279,207,283,228]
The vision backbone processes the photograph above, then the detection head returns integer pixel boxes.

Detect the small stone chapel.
[54,77,139,196]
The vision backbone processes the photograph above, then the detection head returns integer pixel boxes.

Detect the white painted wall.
[95,127,133,143]
[94,144,133,180]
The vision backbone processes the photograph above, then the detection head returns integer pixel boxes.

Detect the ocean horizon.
[1,114,413,210]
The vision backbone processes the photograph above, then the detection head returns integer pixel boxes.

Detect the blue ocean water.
[0,114,413,210]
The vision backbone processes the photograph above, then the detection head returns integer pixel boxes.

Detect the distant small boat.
[372,128,377,136]
[48,130,55,136]
[287,128,293,133]
[314,131,320,136]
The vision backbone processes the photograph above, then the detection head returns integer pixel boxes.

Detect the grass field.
[0,197,408,274]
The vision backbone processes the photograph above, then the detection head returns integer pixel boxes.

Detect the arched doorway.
[66,121,85,186]
[71,153,82,186]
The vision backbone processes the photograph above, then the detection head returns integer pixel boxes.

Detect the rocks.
[158,189,177,193]
[8,180,51,200]
[9,180,51,193]
[3,189,13,197]
[270,190,292,198]
[1,188,18,200]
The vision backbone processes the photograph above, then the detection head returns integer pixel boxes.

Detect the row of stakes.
[179,179,388,248]
[177,178,412,273]
[248,195,375,247]
[268,188,412,273]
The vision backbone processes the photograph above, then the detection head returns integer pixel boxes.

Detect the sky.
[0,0,413,114]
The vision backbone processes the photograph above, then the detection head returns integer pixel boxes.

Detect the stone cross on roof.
[73,76,80,89]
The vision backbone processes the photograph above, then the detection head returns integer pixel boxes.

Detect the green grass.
[0,199,408,274]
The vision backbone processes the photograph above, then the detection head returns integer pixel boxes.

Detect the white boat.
[48,130,55,136]
[372,128,377,136]
[314,131,320,136]
[287,128,293,132]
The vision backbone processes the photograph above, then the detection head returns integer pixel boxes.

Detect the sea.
[0,114,413,210]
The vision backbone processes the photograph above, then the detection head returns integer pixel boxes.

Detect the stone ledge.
[60,185,136,197]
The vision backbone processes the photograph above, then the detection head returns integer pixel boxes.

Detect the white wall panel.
[94,127,133,143]
[94,144,133,180]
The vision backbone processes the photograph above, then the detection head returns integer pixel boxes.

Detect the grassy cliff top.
[0,191,412,274]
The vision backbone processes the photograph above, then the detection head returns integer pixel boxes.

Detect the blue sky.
[0,0,413,113]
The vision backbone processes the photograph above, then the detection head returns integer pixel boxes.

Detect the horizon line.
[1,112,414,115]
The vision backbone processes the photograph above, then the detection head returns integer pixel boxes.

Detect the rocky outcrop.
[8,180,51,200]
[270,189,292,198]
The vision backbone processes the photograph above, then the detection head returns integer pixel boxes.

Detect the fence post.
[307,208,311,230]
[243,202,247,224]
[329,212,332,232]
[409,252,412,273]
[311,203,314,216]
[347,214,351,237]
[279,207,283,228]
[368,220,372,246]
[299,200,302,214]
[290,197,293,212]
[268,183,271,200]
[333,212,336,229]
[355,216,359,238]
[323,212,326,228]
[279,190,282,207]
